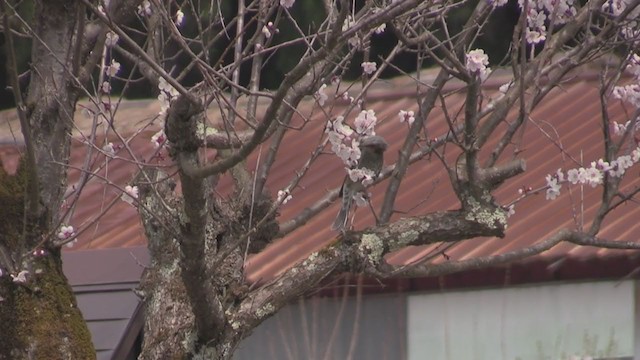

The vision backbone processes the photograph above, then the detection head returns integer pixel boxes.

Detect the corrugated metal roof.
[1,71,639,285]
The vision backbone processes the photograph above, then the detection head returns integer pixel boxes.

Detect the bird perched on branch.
[332,135,388,231]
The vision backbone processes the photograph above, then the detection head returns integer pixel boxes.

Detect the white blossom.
[121,185,139,205]
[175,9,185,27]
[499,82,512,94]
[280,0,295,8]
[151,129,166,149]
[465,49,490,79]
[583,165,602,187]
[545,174,561,200]
[566,168,580,184]
[326,116,354,139]
[57,225,75,240]
[277,190,292,204]
[526,29,546,44]
[354,109,377,136]
[347,168,376,186]
[632,147,640,163]
[612,84,640,108]
[361,62,377,75]
[106,59,120,77]
[105,32,119,47]
[137,0,151,16]
[262,26,272,39]
[158,77,179,115]
[315,84,328,106]
[103,142,115,156]
[101,81,112,94]
[11,270,29,284]
[399,110,415,125]
[618,155,634,169]
[612,121,629,136]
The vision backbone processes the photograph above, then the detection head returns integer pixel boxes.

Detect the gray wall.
[234,293,407,360]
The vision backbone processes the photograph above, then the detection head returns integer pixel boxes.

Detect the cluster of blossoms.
[326,116,360,166]
[326,109,378,167]
[398,110,415,126]
[612,54,640,109]
[277,189,292,204]
[103,58,120,94]
[342,7,387,49]
[158,77,179,115]
[602,0,640,38]
[545,149,640,200]
[465,49,490,80]
[137,0,152,16]
[612,119,640,136]
[508,0,577,45]
[354,109,377,136]
[347,167,376,187]
[315,81,360,107]
[262,22,278,39]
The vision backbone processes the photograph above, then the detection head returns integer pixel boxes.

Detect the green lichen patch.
[464,197,507,229]
[359,233,384,265]
[0,157,28,248]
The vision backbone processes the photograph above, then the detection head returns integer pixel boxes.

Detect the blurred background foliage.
[0,0,519,110]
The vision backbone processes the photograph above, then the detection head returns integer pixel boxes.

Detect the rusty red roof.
[1,71,639,284]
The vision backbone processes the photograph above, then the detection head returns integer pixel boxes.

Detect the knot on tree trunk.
[165,95,205,153]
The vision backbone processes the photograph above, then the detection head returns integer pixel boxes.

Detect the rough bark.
[0,1,94,358]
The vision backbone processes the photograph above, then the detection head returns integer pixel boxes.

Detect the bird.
[332,135,388,231]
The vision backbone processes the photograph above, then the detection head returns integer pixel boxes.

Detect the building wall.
[408,280,635,360]
[234,293,407,360]
[234,280,636,359]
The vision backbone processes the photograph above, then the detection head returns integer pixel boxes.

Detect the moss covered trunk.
[0,250,94,359]
[0,0,94,358]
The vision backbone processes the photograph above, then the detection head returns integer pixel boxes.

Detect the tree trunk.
[0,1,94,358]
[0,250,94,359]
